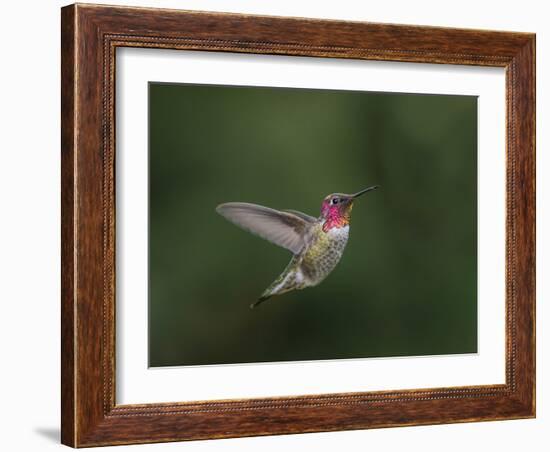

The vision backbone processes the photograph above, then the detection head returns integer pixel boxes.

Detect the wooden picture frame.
[61,3,535,447]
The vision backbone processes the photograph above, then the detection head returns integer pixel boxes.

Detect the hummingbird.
[216,185,379,308]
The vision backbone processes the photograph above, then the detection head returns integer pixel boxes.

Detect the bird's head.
[320,186,379,230]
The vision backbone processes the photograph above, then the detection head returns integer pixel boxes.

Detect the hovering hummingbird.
[216,186,379,308]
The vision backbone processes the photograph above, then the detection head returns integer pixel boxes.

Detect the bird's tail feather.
[250,260,300,309]
[250,295,272,309]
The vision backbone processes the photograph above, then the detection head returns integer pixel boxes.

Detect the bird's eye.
[332,198,339,205]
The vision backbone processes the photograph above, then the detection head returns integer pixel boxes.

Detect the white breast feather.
[328,225,350,240]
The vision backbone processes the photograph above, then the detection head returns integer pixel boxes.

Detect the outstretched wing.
[216,202,313,254]
[282,209,318,223]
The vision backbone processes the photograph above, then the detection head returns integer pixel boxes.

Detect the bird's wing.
[282,209,318,224]
[216,202,312,254]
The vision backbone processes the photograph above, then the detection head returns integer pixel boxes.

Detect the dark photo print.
[148,82,477,367]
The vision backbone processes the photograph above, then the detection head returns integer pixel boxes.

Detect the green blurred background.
[148,82,477,367]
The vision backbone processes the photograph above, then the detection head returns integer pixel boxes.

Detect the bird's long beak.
[351,185,380,199]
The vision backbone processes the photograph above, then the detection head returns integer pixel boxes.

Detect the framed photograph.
[61,3,535,447]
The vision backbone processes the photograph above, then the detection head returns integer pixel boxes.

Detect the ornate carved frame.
[61,3,535,447]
